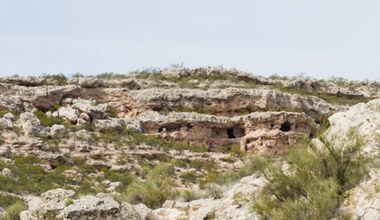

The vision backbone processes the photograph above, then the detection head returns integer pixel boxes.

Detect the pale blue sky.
[1,0,380,80]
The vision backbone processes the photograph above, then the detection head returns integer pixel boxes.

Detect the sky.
[1,0,380,80]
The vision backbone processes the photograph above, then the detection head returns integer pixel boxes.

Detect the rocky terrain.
[1,67,380,219]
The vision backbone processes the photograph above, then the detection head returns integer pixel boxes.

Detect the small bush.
[252,129,369,219]
[126,163,178,208]
[205,183,223,199]
[96,72,127,79]
[42,73,67,85]
[101,168,135,191]
[0,194,24,210]
[65,198,74,206]
[180,170,199,184]
[181,190,197,202]
[3,201,27,220]
[34,111,64,127]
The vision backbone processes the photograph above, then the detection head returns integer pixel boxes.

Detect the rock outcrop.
[1,67,380,220]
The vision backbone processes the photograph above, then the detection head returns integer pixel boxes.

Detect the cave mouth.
[280,121,291,132]
[227,128,236,139]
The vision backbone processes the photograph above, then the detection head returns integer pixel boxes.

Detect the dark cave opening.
[280,121,291,132]
[227,128,236,139]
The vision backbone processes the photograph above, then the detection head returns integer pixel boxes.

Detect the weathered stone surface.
[0,118,13,128]
[127,88,341,119]
[72,99,108,119]
[120,202,151,220]
[1,167,17,179]
[137,111,315,152]
[20,188,75,220]
[58,107,79,123]
[63,195,120,220]
[50,124,66,137]
[20,112,41,135]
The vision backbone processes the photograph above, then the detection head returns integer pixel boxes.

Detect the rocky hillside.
[0,67,380,219]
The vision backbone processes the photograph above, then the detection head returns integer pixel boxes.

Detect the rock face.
[138,111,315,152]
[323,99,380,219]
[127,88,340,119]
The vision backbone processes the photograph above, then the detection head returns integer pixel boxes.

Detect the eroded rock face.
[127,88,340,119]
[138,111,315,152]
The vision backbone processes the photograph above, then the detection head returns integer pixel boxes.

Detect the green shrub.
[252,130,368,220]
[205,183,223,199]
[126,163,178,208]
[65,198,74,206]
[0,155,94,195]
[42,74,67,85]
[188,159,217,172]
[126,179,176,208]
[0,194,24,210]
[101,168,135,191]
[96,72,127,79]
[180,170,199,184]
[3,201,27,220]
[181,190,197,202]
[34,111,64,127]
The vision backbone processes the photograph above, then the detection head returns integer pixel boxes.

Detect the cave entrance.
[227,128,236,139]
[280,121,291,132]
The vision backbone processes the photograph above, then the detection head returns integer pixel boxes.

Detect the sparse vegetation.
[252,130,369,220]
[34,110,64,127]
[126,163,178,208]
[42,73,67,85]
[3,201,27,220]
[96,72,127,79]
[0,155,95,195]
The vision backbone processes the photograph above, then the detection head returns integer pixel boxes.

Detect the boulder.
[120,202,152,220]
[58,107,79,123]
[3,112,15,121]
[19,112,41,135]
[20,188,75,220]
[63,195,120,220]
[72,99,108,119]
[0,118,13,128]
[1,167,17,179]
[50,124,66,137]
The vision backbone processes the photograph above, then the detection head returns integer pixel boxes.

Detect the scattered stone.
[1,167,17,179]
[50,124,66,137]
